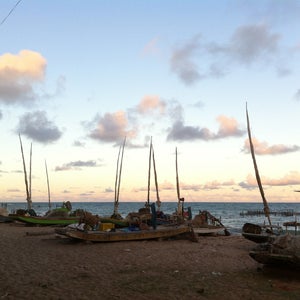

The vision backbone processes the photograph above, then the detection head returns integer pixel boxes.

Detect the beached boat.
[249,234,300,268]
[190,210,230,236]
[11,215,80,226]
[56,224,191,242]
[242,104,280,242]
[242,222,283,243]
[0,205,13,223]
[10,201,82,226]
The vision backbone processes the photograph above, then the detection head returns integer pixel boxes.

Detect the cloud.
[170,35,203,85]
[167,120,213,141]
[7,189,21,192]
[216,115,245,138]
[295,89,300,101]
[170,23,282,85]
[17,111,62,143]
[136,95,166,115]
[88,111,137,143]
[0,109,2,120]
[240,172,300,190]
[243,137,300,155]
[203,180,235,191]
[42,75,66,99]
[142,37,160,56]
[0,50,46,104]
[55,160,99,171]
[73,140,85,147]
[104,187,114,193]
[227,23,280,65]
[167,115,244,142]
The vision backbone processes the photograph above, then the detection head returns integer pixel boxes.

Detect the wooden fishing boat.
[242,222,282,243]
[242,104,278,243]
[0,216,13,223]
[245,105,300,268]
[11,215,80,226]
[56,224,191,242]
[10,201,81,226]
[249,234,300,268]
[98,217,129,228]
[0,206,13,223]
[190,210,230,236]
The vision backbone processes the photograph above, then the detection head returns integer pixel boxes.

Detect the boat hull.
[11,215,80,226]
[59,225,191,242]
[249,251,300,267]
[242,232,276,244]
[193,226,226,236]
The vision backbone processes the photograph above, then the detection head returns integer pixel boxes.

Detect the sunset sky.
[1,0,300,204]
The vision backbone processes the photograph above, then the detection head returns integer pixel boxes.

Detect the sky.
[1,0,300,204]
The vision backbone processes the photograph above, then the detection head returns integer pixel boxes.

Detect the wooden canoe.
[249,250,300,267]
[11,215,80,226]
[58,225,191,242]
[249,234,300,268]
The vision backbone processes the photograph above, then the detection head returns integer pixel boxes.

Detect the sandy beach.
[1,223,300,300]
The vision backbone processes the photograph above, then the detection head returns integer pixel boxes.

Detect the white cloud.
[0,50,46,104]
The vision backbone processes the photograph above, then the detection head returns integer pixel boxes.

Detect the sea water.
[4,201,300,233]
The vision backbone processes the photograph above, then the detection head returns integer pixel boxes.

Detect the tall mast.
[29,142,32,202]
[151,142,161,210]
[113,137,126,216]
[175,147,183,216]
[246,103,272,228]
[147,137,152,206]
[45,160,51,209]
[19,134,32,210]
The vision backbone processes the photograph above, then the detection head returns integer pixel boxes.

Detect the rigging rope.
[0,0,23,27]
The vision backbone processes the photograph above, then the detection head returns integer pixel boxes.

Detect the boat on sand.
[56,223,191,242]
[249,234,300,268]
[190,210,230,236]
[242,222,283,244]
[10,201,82,226]
[242,104,280,243]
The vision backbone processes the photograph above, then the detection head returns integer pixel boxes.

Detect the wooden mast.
[45,160,51,210]
[175,147,183,217]
[246,103,272,228]
[29,142,32,203]
[116,137,126,208]
[151,141,161,210]
[19,134,32,210]
[146,137,152,207]
[113,137,126,217]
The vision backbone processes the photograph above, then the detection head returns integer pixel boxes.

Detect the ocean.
[3,201,300,234]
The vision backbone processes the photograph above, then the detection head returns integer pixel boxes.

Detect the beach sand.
[1,223,300,300]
